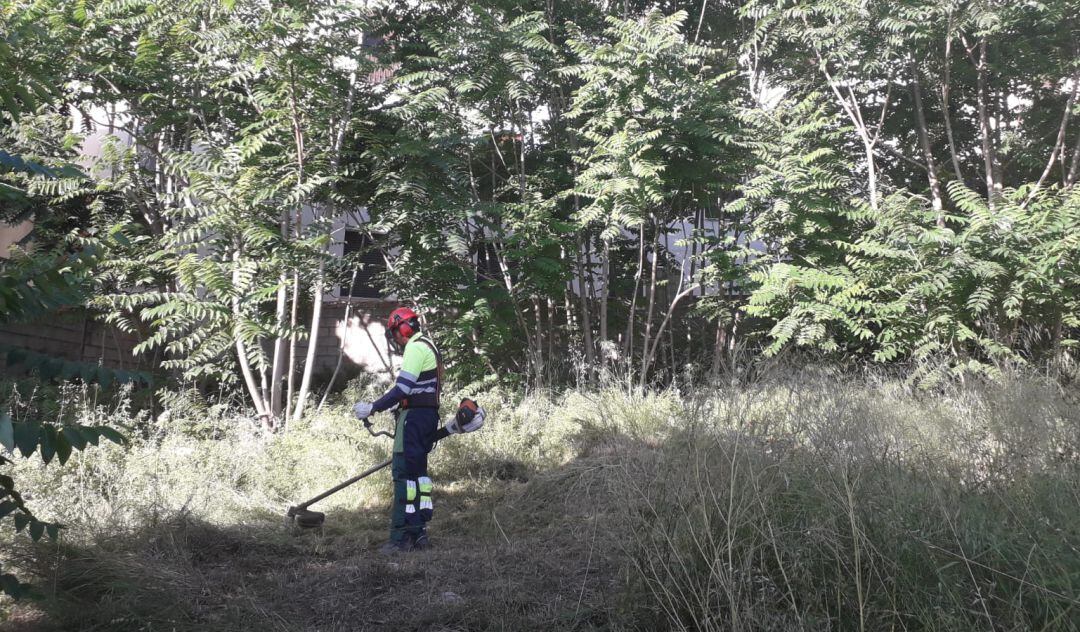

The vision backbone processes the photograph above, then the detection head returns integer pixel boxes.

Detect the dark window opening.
[476,242,501,282]
[341,231,386,298]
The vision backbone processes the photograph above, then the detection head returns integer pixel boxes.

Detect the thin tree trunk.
[863,139,879,211]
[816,56,887,210]
[623,224,645,362]
[583,237,598,327]
[689,208,702,296]
[910,63,945,225]
[286,271,299,422]
[694,0,708,42]
[293,261,324,422]
[259,352,270,409]
[599,238,610,361]
[964,37,999,209]
[269,268,288,418]
[318,269,359,412]
[233,247,268,420]
[639,218,661,386]
[710,285,730,384]
[1067,130,1080,187]
[1026,73,1079,205]
[940,31,965,182]
[284,66,306,425]
[562,246,577,332]
[491,233,537,377]
[574,235,596,375]
[642,280,699,384]
[532,296,544,385]
[546,297,556,379]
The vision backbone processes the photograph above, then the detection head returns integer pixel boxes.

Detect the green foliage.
[0,248,138,599]
[362,2,574,381]
[0,249,138,598]
[566,10,734,238]
[5,0,1080,396]
[748,181,1080,383]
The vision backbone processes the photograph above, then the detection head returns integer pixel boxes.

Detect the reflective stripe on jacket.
[396,332,441,408]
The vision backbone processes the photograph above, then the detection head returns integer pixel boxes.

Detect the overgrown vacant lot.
[3,372,1079,631]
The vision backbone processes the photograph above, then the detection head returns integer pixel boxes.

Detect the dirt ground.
[1,460,624,632]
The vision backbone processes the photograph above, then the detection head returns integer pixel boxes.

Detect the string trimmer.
[286,399,485,529]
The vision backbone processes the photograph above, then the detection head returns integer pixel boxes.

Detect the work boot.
[378,538,413,555]
[412,533,431,551]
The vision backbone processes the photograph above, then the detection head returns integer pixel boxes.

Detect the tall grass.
[1,370,1078,630]
[614,370,1080,631]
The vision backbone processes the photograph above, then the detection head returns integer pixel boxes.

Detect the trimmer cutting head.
[287,506,325,529]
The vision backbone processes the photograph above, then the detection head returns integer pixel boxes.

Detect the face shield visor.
[385,327,404,356]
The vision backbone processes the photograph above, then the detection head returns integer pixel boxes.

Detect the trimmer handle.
[362,417,395,440]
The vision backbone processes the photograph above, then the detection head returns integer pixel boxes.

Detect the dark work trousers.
[390,407,438,543]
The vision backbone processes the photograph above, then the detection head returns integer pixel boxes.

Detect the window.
[476,241,501,282]
[341,231,387,298]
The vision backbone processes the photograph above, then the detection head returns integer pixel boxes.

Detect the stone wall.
[0,312,149,370]
[0,299,399,382]
[296,298,400,383]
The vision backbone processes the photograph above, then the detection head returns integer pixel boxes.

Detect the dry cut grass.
[1,369,1078,631]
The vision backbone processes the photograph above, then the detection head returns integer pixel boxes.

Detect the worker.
[353,307,442,553]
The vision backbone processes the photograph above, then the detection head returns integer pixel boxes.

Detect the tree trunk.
[1026,72,1079,204]
[561,246,577,332]
[938,20,966,184]
[270,273,288,419]
[232,247,268,420]
[573,235,596,376]
[710,281,730,384]
[583,237,599,330]
[910,63,945,225]
[285,269,300,422]
[491,232,537,378]
[284,67,306,425]
[293,261,324,422]
[1067,130,1080,187]
[863,138,879,211]
[641,280,698,385]
[967,38,999,209]
[623,224,645,363]
[546,297,556,378]
[816,56,887,211]
[599,238,610,363]
[532,296,544,386]
[639,219,661,386]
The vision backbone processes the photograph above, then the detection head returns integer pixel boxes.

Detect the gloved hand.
[353,401,373,420]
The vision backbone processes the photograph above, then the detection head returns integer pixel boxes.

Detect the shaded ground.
[2,457,624,632]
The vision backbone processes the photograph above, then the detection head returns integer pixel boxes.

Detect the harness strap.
[416,335,443,405]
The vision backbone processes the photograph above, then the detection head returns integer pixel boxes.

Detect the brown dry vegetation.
[2,370,1080,631]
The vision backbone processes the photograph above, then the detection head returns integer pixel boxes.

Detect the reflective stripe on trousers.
[390,407,437,542]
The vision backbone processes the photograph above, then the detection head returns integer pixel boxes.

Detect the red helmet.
[387,306,420,340]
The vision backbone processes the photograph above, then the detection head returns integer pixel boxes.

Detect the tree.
[43,0,381,425]
[565,9,744,385]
